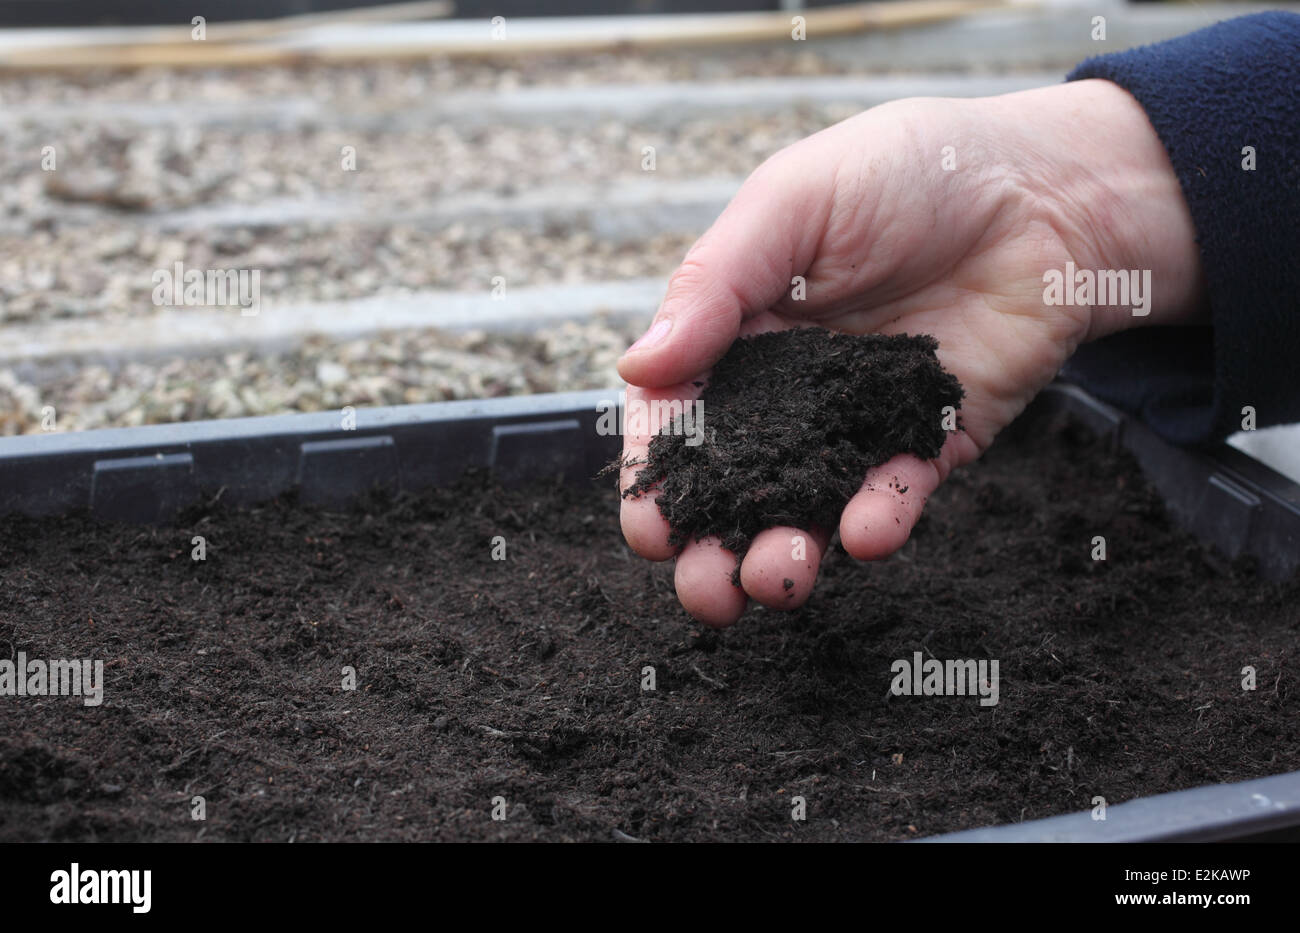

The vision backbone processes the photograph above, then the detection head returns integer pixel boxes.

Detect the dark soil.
[624,329,964,557]
[1,414,1297,842]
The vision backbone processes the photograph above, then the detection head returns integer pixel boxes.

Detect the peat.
[624,329,964,557]
[1,414,1297,842]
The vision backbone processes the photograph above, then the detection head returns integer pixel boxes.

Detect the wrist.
[1009,79,1208,342]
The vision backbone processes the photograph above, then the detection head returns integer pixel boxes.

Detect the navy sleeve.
[1060,11,1300,447]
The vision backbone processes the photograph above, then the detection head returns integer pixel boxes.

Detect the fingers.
[619,487,676,562]
[671,445,969,626]
[624,402,971,622]
[619,376,828,625]
[674,536,748,628]
[617,157,829,389]
[838,454,944,561]
[838,429,980,561]
[673,524,829,627]
[618,382,700,562]
[740,525,830,610]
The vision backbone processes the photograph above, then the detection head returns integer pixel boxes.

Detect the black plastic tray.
[2,380,1298,842]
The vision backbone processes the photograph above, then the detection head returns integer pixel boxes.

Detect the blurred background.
[0,0,1295,476]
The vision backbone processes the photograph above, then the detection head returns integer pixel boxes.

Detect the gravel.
[0,317,643,435]
[0,49,931,110]
[0,49,875,434]
[0,223,693,324]
[0,105,856,223]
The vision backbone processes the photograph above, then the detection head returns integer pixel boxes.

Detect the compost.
[623,329,965,558]
[1,414,1297,842]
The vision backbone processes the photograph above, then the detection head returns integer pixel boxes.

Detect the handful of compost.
[622,329,965,565]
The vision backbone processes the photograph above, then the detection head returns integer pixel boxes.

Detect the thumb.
[616,159,828,388]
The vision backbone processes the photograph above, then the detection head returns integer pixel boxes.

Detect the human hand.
[617,78,1205,627]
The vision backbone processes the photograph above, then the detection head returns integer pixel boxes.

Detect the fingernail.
[627,318,672,353]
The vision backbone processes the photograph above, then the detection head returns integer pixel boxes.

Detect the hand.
[617,79,1205,627]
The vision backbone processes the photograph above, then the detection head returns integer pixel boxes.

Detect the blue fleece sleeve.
[1061,11,1300,447]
